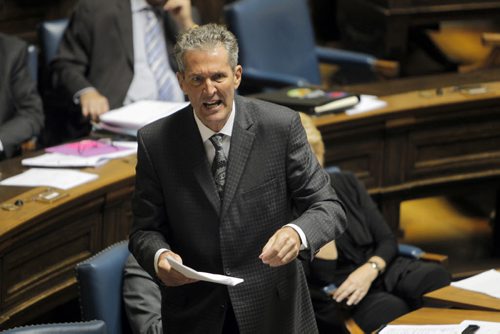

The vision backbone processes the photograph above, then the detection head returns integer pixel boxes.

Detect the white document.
[380,320,500,334]
[99,100,189,131]
[0,168,98,190]
[346,95,387,115]
[167,257,244,287]
[21,142,137,168]
[451,269,500,298]
[378,324,463,334]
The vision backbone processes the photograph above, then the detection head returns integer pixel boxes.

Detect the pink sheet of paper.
[46,139,129,157]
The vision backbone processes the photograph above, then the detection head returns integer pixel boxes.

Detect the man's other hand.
[259,227,300,267]
[80,90,109,122]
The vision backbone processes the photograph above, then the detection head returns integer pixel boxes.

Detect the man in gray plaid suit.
[129,23,346,334]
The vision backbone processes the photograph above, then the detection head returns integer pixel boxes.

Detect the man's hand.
[332,264,377,306]
[80,90,109,122]
[157,250,198,286]
[164,0,195,31]
[259,227,301,267]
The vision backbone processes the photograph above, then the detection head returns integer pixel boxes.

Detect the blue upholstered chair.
[1,320,107,334]
[224,0,399,94]
[75,241,131,334]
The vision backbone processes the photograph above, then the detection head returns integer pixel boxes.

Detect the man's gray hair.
[174,23,239,72]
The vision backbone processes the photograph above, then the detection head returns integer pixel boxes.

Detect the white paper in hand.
[166,257,244,286]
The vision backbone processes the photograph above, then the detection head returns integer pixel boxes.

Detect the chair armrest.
[316,46,375,67]
[242,67,311,88]
[398,243,448,264]
[482,33,500,47]
[398,243,425,259]
[316,46,399,78]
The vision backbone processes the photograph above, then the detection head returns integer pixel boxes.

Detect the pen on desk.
[462,324,480,334]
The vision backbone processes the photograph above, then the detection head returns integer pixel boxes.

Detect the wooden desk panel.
[0,155,135,328]
[315,79,500,244]
[391,307,500,324]
[338,0,500,60]
[424,282,500,312]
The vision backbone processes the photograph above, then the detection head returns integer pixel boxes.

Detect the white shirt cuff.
[154,248,169,274]
[285,223,308,250]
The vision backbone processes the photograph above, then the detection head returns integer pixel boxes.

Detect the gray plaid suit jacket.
[130,95,346,334]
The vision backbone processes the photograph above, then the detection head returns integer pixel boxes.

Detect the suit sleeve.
[129,131,172,279]
[0,39,43,158]
[51,0,95,97]
[286,113,347,260]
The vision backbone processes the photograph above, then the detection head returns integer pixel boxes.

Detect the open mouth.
[203,100,223,109]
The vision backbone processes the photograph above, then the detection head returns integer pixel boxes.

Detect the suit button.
[225,270,231,276]
[220,304,225,309]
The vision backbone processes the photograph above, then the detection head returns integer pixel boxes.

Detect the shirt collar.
[131,0,151,13]
[194,101,236,143]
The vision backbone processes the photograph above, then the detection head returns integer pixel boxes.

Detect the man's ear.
[176,72,186,94]
[234,65,242,89]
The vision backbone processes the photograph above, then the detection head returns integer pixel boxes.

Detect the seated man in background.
[0,33,44,160]
[299,112,451,333]
[47,0,196,145]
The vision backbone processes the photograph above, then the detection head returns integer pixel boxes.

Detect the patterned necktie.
[145,9,176,101]
[209,134,227,198]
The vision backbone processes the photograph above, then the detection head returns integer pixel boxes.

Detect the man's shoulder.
[236,95,298,123]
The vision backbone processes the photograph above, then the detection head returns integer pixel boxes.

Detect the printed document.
[166,257,244,286]
[451,269,500,298]
[380,320,500,334]
[0,168,98,190]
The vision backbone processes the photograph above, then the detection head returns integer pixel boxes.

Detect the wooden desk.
[0,154,136,328]
[424,272,500,312]
[390,307,500,324]
[314,75,500,250]
[337,0,500,60]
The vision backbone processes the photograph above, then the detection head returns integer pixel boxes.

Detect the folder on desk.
[252,87,360,115]
[98,100,189,136]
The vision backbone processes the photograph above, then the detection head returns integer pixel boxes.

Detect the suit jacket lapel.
[221,98,256,218]
[178,107,221,215]
[115,0,134,69]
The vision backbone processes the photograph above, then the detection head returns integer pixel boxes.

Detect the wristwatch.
[367,261,382,274]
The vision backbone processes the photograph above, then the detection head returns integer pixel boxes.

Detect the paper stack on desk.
[451,269,500,298]
[22,141,137,168]
[98,100,189,136]
[0,168,98,190]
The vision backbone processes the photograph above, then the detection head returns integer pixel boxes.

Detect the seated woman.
[299,112,451,333]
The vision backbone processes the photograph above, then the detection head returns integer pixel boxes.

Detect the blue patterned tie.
[145,10,177,101]
[209,134,227,198]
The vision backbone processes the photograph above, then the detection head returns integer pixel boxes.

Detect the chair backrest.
[1,320,107,334]
[38,18,69,65]
[224,0,322,85]
[75,241,130,334]
[26,44,38,83]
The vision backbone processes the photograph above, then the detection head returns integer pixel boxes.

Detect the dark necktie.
[209,134,227,198]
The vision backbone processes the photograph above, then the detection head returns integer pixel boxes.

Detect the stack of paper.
[22,141,137,168]
[0,168,98,190]
[451,269,500,298]
[98,100,189,136]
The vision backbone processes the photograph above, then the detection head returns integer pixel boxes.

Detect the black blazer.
[130,95,347,333]
[0,33,44,158]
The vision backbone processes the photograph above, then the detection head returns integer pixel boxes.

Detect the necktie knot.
[209,134,224,150]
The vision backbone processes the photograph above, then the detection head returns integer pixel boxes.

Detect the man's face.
[177,46,242,132]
